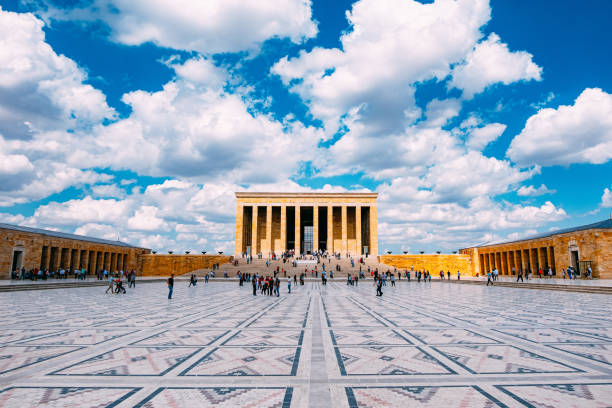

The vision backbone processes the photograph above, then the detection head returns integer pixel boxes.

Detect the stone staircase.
[187,255,393,279]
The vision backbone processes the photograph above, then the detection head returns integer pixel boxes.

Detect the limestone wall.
[0,227,148,279]
[140,254,233,276]
[378,254,473,275]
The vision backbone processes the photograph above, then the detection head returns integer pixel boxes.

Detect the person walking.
[457,270,460,280]
[105,274,114,294]
[486,270,494,286]
[288,277,291,294]
[252,276,257,296]
[517,269,524,282]
[189,274,197,287]
[167,274,174,299]
[376,277,383,297]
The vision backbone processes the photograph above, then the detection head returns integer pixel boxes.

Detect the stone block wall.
[140,254,233,276]
[0,227,148,279]
[378,254,473,275]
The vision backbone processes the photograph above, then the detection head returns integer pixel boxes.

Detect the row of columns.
[40,246,129,273]
[239,204,376,255]
[480,245,555,275]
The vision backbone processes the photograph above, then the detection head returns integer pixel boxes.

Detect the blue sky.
[0,0,610,253]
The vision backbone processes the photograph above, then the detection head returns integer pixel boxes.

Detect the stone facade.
[140,254,233,276]
[460,219,612,279]
[235,192,378,256]
[0,224,149,279]
[378,254,473,275]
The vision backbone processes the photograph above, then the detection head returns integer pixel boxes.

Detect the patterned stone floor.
[0,281,611,407]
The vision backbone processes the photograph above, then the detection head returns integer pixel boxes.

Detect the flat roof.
[469,218,612,249]
[0,223,144,248]
[235,192,377,198]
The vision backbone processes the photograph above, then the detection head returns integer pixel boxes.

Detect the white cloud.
[508,88,612,166]
[0,8,114,139]
[449,33,542,98]
[91,184,127,199]
[517,184,556,197]
[602,186,612,208]
[465,122,506,150]
[273,0,491,136]
[39,0,317,54]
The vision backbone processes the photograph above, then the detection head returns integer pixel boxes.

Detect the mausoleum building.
[234,192,378,256]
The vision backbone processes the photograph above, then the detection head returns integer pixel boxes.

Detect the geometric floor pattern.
[0,281,611,407]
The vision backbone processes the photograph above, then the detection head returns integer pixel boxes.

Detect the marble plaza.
[0,281,611,407]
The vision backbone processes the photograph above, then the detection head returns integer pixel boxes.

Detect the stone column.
[65,248,72,271]
[341,205,348,255]
[370,205,378,256]
[295,205,301,255]
[251,205,258,255]
[355,205,362,255]
[546,246,552,270]
[265,205,272,256]
[280,206,287,253]
[327,205,333,253]
[82,251,89,272]
[537,247,544,271]
[41,246,49,270]
[513,250,519,273]
[73,249,80,271]
[235,204,243,256]
[313,205,319,253]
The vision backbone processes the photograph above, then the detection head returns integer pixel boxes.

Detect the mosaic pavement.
[0,281,611,407]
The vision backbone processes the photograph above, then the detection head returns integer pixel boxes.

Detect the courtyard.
[0,281,611,407]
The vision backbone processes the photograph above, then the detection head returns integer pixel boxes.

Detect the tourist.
[517,269,524,282]
[406,270,410,281]
[486,270,493,286]
[189,274,197,287]
[129,271,136,288]
[447,270,450,280]
[105,274,114,294]
[376,277,383,297]
[587,265,593,279]
[288,277,291,294]
[275,277,280,297]
[457,270,460,280]
[390,274,395,286]
[548,267,553,279]
[252,275,257,296]
[115,275,126,294]
[167,274,174,299]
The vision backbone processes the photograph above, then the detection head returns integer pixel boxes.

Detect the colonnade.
[39,245,130,273]
[478,244,556,275]
[235,204,378,256]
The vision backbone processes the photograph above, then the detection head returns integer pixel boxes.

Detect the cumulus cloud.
[36,0,317,54]
[517,184,556,197]
[465,122,507,150]
[449,33,542,98]
[0,8,114,139]
[273,0,491,136]
[507,88,612,166]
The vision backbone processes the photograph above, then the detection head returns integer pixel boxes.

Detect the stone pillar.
[313,205,319,253]
[280,206,287,253]
[537,247,544,271]
[265,205,272,256]
[341,205,348,255]
[370,205,378,256]
[295,205,301,255]
[546,246,552,270]
[235,204,243,256]
[327,205,333,253]
[513,250,519,273]
[65,248,72,271]
[41,247,49,270]
[500,251,505,274]
[73,249,80,271]
[82,251,89,272]
[251,206,258,255]
[356,205,362,255]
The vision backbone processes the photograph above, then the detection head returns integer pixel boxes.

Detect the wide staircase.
[189,255,393,280]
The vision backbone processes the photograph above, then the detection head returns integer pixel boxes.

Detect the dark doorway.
[286,206,295,250]
[300,207,313,254]
[11,249,24,272]
[318,206,327,251]
[571,250,580,275]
